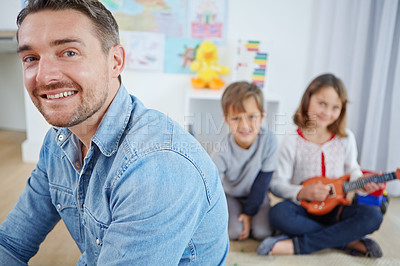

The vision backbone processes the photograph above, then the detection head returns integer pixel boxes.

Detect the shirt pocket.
[49,184,82,244]
[82,209,109,258]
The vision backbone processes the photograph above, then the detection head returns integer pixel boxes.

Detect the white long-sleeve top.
[270,128,363,202]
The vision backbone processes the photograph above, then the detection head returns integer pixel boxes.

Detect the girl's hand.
[363,182,385,194]
[237,214,252,240]
[360,172,386,194]
[297,181,330,202]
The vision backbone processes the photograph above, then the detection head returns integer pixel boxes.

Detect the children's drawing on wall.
[233,39,270,91]
[101,0,187,37]
[188,0,227,43]
[120,31,165,71]
[179,46,195,68]
[100,0,229,73]
[164,38,202,74]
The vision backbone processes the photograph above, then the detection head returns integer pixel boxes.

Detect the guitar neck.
[343,172,396,193]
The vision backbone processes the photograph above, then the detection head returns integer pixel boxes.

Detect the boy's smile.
[225,97,264,149]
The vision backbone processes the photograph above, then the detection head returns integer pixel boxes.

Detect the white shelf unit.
[0,31,17,54]
[184,88,280,154]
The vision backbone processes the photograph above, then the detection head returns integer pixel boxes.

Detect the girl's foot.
[348,238,382,258]
[257,235,293,255]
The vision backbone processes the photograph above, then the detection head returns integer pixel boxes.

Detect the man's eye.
[63,51,77,57]
[231,117,239,121]
[319,102,326,106]
[24,57,38,63]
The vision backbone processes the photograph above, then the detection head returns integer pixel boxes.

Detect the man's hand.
[297,181,330,202]
[237,214,252,240]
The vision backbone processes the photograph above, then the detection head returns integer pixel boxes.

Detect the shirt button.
[76,162,81,168]
[96,238,101,245]
[56,204,61,210]
[58,135,64,141]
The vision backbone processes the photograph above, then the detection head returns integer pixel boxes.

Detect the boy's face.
[17,9,121,128]
[225,97,264,149]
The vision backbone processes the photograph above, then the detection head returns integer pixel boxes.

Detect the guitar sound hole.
[328,184,336,198]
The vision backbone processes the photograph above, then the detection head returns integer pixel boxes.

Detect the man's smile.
[45,91,76,99]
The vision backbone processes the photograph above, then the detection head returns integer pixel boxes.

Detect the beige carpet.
[228,248,400,266]
[227,197,400,266]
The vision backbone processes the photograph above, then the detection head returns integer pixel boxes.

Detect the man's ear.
[110,44,125,78]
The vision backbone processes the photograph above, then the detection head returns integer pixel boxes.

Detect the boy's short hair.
[221,81,264,116]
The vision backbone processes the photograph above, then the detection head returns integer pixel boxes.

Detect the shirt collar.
[91,83,132,156]
[297,127,335,144]
[54,84,133,156]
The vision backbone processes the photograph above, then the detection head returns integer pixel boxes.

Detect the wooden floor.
[0,130,80,265]
[1,129,399,265]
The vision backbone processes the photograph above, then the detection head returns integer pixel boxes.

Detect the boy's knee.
[251,227,273,240]
[228,225,243,240]
[228,230,241,240]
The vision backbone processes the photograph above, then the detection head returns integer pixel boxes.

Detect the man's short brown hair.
[17,0,120,54]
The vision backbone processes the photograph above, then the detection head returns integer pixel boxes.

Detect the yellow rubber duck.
[190,41,230,90]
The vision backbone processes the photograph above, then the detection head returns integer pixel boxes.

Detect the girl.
[257,74,384,257]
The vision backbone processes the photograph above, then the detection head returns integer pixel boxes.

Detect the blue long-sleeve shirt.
[243,171,273,216]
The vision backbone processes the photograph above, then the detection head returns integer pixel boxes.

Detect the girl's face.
[225,97,264,149]
[307,86,342,130]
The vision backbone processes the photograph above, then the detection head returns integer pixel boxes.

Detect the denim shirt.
[0,85,229,265]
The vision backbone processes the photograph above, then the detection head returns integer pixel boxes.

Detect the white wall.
[0,53,25,131]
[0,0,20,30]
[225,0,315,135]
[0,0,25,131]
[3,0,317,162]
[124,0,316,136]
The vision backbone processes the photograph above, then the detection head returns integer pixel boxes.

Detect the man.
[0,0,229,265]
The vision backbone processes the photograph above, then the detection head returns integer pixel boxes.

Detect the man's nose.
[36,57,62,85]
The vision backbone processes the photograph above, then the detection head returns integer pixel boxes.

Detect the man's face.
[17,9,112,127]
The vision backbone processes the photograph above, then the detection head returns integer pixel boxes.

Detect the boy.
[212,81,278,240]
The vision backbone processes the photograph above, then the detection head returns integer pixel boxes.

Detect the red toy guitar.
[300,168,400,215]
